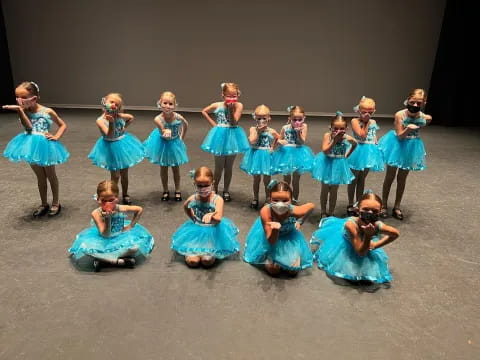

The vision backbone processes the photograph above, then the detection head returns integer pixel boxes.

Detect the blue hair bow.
[189,169,196,179]
[267,179,278,190]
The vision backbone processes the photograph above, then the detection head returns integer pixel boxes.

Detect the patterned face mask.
[292,118,305,129]
[196,184,212,197]
[16,96,37,109]
[271,201,290,215]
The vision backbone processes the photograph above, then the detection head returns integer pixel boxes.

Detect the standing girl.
[311,191,399,284]
[3,81,69,216]
[378,89,432,219]
[347,97,384,215]
[311,112,357,218]
[143,91,189,201]
[272,105,315,203]
[69,180,154,272]
[240,104,280,209]
[171,166,240,268]
[200,82,249,201]
[243,180,314,276]
[88,93,145,204]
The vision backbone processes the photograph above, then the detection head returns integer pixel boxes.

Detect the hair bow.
[267,179,278,190]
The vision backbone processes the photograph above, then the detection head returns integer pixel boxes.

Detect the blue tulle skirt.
[240,148,273,175]
[171,217,240,258]
[243,217,313,271]
[201,126,250,156]
[378,130,426,171]
[348,143,385,171]
[69,221,154,262]
[311,153,355,185]
[143,129,189,166]
[3,132,70,166]
[271,145,315,175]
[311,217,392,283]
[88,133,145,171]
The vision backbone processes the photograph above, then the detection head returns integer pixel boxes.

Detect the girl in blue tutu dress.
[272,105,315,203]
[69,180,154,272]
[2,81,69,217]
[311,191,399,284]
[311,112,357,218]
[243,180,314,276]
[88,93,145,205]
[171,166,240,268]
[347,97,384,215]
[378,89,432,220]
[143,91,189,201]
[200,82,249,202]
[240,104,280,209]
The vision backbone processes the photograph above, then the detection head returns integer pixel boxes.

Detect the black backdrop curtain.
[427,1,475,126]
[0,0,15,111]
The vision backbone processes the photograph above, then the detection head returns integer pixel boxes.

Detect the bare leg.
[348,170,359,206]
[328,185,339,215]
[30,165,48,206]
[213,156,226,193]
[356,169,370,202]
[253,175,261,200]
[160,166,169,192]
[382,165,398,210]
[394,169,410,209]
[320,183,329,215]
[263,175,271,202]
[172,166,181,192]
[119,168,129,197]
[44,165,59,205]
[292,172,301,201]
[223,155,236,192]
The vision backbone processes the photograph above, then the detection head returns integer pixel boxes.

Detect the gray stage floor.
[0,109,479,359]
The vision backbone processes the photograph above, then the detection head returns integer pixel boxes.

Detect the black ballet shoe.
[121,257,136,268]
[48,204,62,216]
[122,195,132,205]
[392,208,404,220]
[161,192,170,201]
[249,199,259,209]
[33,204,50,217]
[222,191,232,202]
[93,259,102,272]
[174,192,182,201]
[379,208,388,219]
[346,205,356,216]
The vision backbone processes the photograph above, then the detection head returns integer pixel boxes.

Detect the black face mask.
[360,211,378,224]
[407,104,422,113]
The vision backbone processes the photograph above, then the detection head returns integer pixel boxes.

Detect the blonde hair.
[104,92,124,111]
[159,91,177,105]
[221,82,241,96]
[407,88,427,102]
[288,105,305,117]
[358,97,376,110]
[194,166,214,182]
[254,104,270,116]
[96,180,119,197]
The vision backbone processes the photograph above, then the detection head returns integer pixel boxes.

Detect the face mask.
[359,112,373,121]
[16,96,37,109]
[292,119,305,129]
[101,198,118,212]
[360,210,378,224]
[271,201,290,215]
[256,118,268,127]
[407,104,421,114]
[196,184,212,197]
[225,96,238,104]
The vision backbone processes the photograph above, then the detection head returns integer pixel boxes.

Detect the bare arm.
[183,195,196,221]
[95,114,115,137]
[45,108,67,140]
[179,114,189,140]
[296,123,307,144]
[424,113,433,125]
[153,115,166,133]
[2,105,33,129]
[120,112,134,128]
[344,135,358,158]
[351,118,368,140]
[248,126,259,145]
[201,103,219,127]
[118,204,143,230]
[394,111,413,139]
[345,219,373,257]
[259,205,281,245]
[91,209,111,237]
[370,222,399,250]
[321,132,337,154]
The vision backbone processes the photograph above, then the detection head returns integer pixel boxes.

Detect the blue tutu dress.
[171,194,240,258]
[88,116,145,171]
[348,120,384,171]
[3,107,70,166]
[311,138,355,184]
[271,125,314,175]
[69,207,154,267]
[243,205,313,271]
[143,114,189,166]
[311,217,392,283]
[240,128,275,175]
[201,105,249,155]
[378,111,427,171]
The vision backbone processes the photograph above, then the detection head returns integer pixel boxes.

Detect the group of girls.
[2,80,432,284]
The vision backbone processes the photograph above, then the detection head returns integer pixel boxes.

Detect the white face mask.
[271,201,290,215]
[196,184,212,197]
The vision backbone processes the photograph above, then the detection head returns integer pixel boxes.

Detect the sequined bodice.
[102,117,126,138]
[162,116,182,138]
[343,217,382,242]
[329,138,349,156]
[284,125,301,145]
[402,112,426,138]
[214,106,231,125]
[27,109,52,133]
[254,130,274,148]
[269,205,297,235]
[96,207,126,237]
[188,195,218,224]
[353,121,379,143]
